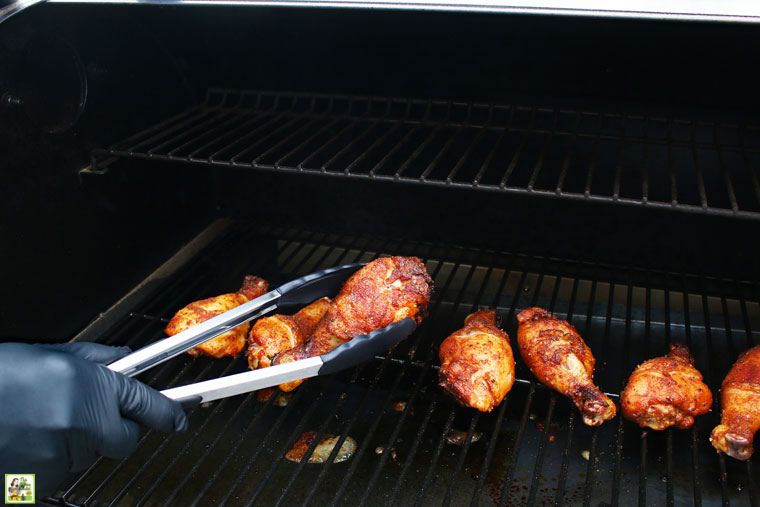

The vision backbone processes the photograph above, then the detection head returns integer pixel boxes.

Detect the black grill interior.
[3,5,760,506]
[53,225,759,506]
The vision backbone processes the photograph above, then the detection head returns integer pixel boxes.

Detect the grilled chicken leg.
[274,256,433,391]
[165,275,269,358]
[621,343,712,430]
[438,309,515,412]
[247,297,331,370]
[710,345,760,460]
[516,307,616,426]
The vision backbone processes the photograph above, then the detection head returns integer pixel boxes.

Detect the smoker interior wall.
[150,7,760,113]
[218,170,760,281]
[2,4,760,340]
[0,6,213,340]
[6,5,760,126]
[0,157,215,341]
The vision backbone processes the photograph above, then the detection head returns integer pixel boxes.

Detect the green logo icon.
[4,474,35,504]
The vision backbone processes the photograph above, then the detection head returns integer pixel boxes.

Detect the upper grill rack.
[88,89,760,220]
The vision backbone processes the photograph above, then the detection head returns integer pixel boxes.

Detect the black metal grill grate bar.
[242,242,394,507]
[327,247,465,507]
[496,253,547,507]
[278,241,405,507]
[439,258,502,506]
[49,224,760,507]
[134,233,353,500]
[87,89,760,221]
[206,237,376,507]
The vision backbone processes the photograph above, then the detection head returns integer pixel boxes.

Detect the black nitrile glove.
[0,342,188,497]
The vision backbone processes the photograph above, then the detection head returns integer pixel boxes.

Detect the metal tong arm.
[162,318,417,409]
[107,262,364,377]
[108,291,281,377]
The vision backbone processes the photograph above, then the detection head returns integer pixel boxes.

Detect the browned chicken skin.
[438,309,515,412]
[516,307,617,426]
[246,297,331,370]
[710,345,760,460]
[164,275,269,358]
[621,343,712,430]
[274,256,433,392]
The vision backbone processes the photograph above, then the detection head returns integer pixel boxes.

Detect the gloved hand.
[0,342,188,497]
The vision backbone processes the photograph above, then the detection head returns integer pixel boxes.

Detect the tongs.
[162,319,416,408]
[107,263,418,408]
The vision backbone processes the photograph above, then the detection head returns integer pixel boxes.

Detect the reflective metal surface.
[43,0,760,23]
[0,0,43,24]
[162,356,324,403]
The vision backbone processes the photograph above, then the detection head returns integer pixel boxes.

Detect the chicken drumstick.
[274,256,433,392]
[165,275,269,358]
[247,297,331,370]
[516,307,616,426]
[710,345,760,460]
[621,343,712,430]
[438,309,515,412]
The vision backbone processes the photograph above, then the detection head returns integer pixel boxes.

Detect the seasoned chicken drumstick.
[439,309,515,412]
[165,275,269,359]
[710,345,760,461]
[247,297,331,370]
[517,307,617,426]
[274,256,433,392]
[621,343,712,430]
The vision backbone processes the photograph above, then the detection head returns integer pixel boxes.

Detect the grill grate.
[86,89,760,221]
[50,225,759,506]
